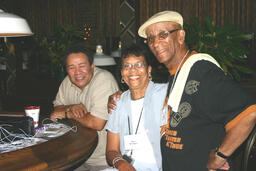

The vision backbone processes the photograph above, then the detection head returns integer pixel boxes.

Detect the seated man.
[50,46,119,171]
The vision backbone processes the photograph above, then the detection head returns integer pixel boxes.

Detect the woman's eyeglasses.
[122,62,145,70]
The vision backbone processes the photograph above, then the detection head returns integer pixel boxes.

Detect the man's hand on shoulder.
[107,90,123,114]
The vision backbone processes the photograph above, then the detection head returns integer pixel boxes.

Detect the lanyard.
[127,106,143,157]
[128,107,143,135]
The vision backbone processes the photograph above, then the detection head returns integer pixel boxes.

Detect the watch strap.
[215,147,229,159]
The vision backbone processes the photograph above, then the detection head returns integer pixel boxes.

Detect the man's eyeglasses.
[145,29,180,45]
[122,62,145,70]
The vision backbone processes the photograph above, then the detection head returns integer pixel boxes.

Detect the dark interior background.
[0,0,255,115]
[0,0,255,122]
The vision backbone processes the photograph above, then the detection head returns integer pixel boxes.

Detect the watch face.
[123,154,134,164]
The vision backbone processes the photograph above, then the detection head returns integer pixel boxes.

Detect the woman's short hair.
[121,43,150,66]
[64,46,94,65]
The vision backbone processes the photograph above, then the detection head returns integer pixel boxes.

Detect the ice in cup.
[25,106,40,128]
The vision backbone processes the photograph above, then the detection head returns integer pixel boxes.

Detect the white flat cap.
[138,11,183,38]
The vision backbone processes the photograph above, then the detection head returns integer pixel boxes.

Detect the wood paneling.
[138,0,255,34]
[1,0,255,54]
[1,0,119,47]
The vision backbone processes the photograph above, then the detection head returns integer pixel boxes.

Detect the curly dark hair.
[121,43,151,66]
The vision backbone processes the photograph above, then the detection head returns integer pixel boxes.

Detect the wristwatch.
[215,146,229,159]
[65,107,71,118]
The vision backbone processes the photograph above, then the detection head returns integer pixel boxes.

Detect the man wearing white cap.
[137,11,256,171]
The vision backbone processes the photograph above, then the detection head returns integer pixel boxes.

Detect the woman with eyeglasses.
[104,44,167,171]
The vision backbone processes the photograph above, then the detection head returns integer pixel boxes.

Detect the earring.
[121,77,125,83]
[149,75,152,81]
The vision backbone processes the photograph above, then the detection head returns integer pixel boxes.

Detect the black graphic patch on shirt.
[185,80,200,95]
[170,102,191,127]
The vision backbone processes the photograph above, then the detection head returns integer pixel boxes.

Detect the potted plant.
[184,17,254,82]
[0,39,18,96]
[38,24,85,81]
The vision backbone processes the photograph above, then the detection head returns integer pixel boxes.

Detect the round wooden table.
[0,112,98,171]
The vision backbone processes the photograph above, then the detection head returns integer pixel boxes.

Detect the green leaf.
[232,34,254,41]
[184,16,253,82]
[234,65,253,74]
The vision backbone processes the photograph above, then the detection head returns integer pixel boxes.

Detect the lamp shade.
[111,49,121,58]
[94,45,116,66]
[0,9,33,37]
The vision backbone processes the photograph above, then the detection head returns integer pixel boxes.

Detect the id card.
[124,134,145,150]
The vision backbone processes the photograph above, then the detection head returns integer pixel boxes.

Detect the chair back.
[241,125,256,171]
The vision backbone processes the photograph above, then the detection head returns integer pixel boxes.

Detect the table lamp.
[0,9,33,38]
[94,45,116,66]
[0,9,33,97]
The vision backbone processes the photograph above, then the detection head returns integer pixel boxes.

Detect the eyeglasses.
[145,29,180,45]
[122,62,145,70]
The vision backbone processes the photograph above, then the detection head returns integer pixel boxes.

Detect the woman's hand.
[107,90,123,113]
[115,160,136,171]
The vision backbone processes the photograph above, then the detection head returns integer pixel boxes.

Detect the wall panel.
[1,0,254,56]
[138,0,255,34]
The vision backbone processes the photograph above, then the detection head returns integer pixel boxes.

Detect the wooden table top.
[0,112,98,171]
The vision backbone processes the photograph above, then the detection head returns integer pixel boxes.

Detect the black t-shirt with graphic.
[161,60,255,171]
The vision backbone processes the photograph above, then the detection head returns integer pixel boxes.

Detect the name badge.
[124,134,145,150]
